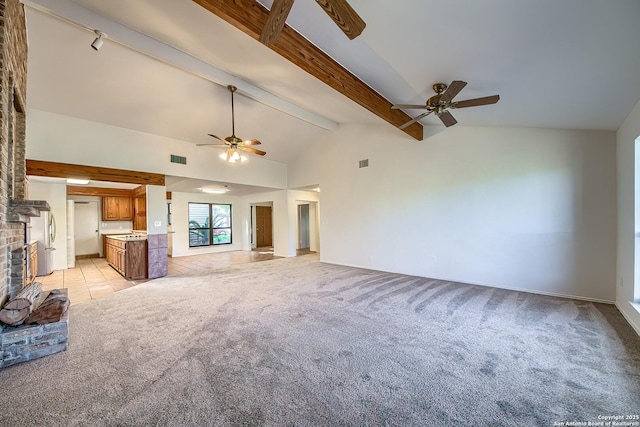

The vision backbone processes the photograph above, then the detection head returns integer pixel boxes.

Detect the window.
[188,203,232,247]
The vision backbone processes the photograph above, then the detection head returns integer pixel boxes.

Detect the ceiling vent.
[170,154,187,165]
[359,159,369,168]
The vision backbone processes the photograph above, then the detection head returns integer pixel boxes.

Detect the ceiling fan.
[197,85,266,163]
[392,81,500,129]
[260,0,366,45]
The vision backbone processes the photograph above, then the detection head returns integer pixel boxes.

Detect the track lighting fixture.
[91,30,107,51]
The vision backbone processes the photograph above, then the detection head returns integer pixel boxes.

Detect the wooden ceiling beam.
[192,0,423,141]
[67,186,134,197]
[26,160,165,186]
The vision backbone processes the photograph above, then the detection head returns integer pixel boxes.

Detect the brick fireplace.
[0,0,69,369]
[0,0,30,308]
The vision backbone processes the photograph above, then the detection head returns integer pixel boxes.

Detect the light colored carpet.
[0,254,638,426]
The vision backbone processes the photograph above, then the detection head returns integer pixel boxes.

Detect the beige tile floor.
[37,248,289,306]
[38,258,143,306]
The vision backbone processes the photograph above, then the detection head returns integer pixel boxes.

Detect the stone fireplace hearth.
[0,308,69,368]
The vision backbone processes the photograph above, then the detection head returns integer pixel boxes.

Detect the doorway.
[296,200,319,254]
[298,204,310,250]
[74,201,100,257]
[255,206,273,248]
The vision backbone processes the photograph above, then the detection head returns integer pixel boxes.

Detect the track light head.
[91,30,107,51]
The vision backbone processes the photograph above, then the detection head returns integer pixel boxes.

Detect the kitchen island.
[105,235,147,280]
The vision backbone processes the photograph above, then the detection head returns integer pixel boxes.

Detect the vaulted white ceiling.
[24,0,640,169]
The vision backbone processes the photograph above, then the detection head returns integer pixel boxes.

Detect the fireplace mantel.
[7,200,50,223]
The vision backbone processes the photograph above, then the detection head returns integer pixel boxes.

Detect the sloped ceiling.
[23,0,640,189]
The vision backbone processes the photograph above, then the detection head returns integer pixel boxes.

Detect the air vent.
[170,154,187,165]
[359,159,369,168]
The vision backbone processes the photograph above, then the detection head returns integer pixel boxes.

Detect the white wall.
[308,202,319,253]
[167,189,314,258]
[68,195,133,234]
[28,181,68,271]
[290,123,617,302]
[616,98,640,334]
[26,109,287,190]
[25,109,288,265]
[146,185,168,235]
[170,192,243,257]
[242,191,292,257]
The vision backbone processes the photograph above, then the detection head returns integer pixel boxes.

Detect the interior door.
[255,206,273,248]
[74,201,100,256]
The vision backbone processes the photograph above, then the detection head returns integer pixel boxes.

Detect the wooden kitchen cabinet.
[105,237,125,275]
[125,240,147,279]
[105,237,147,280]
[120,197,133,220]
[102,196,119,220]
[134,196,147,230]
[102,196,133,221]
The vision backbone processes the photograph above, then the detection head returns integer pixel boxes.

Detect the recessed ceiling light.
[201,188,227,194]
[67,179,90,185]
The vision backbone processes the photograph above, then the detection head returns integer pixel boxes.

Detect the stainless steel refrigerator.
[32,211,56,276]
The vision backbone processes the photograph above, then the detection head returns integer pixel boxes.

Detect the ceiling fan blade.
[398,111,432,130]
[391,104,428,110]
[453,95,500,109]
[260,0,295,45]
[439,80,467,103]
[241,146,267,156]
[197,143,228,147]
[240,139,261,146]
[438,110,458,127]
[207,133,226,142]
[315,0,366,40]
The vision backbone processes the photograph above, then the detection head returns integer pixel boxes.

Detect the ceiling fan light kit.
[393,81,500,129]
[197,85,266,163]
[219,149,248,163]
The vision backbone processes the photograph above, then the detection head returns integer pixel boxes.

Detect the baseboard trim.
[75,253,100,260]
[460,281,616,305]
[617,302,640,337]
[320,258,616,305]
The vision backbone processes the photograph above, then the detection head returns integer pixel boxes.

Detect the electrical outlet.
[621,277,624,288]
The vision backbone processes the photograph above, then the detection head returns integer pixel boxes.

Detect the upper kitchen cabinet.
[102,196,133,221]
